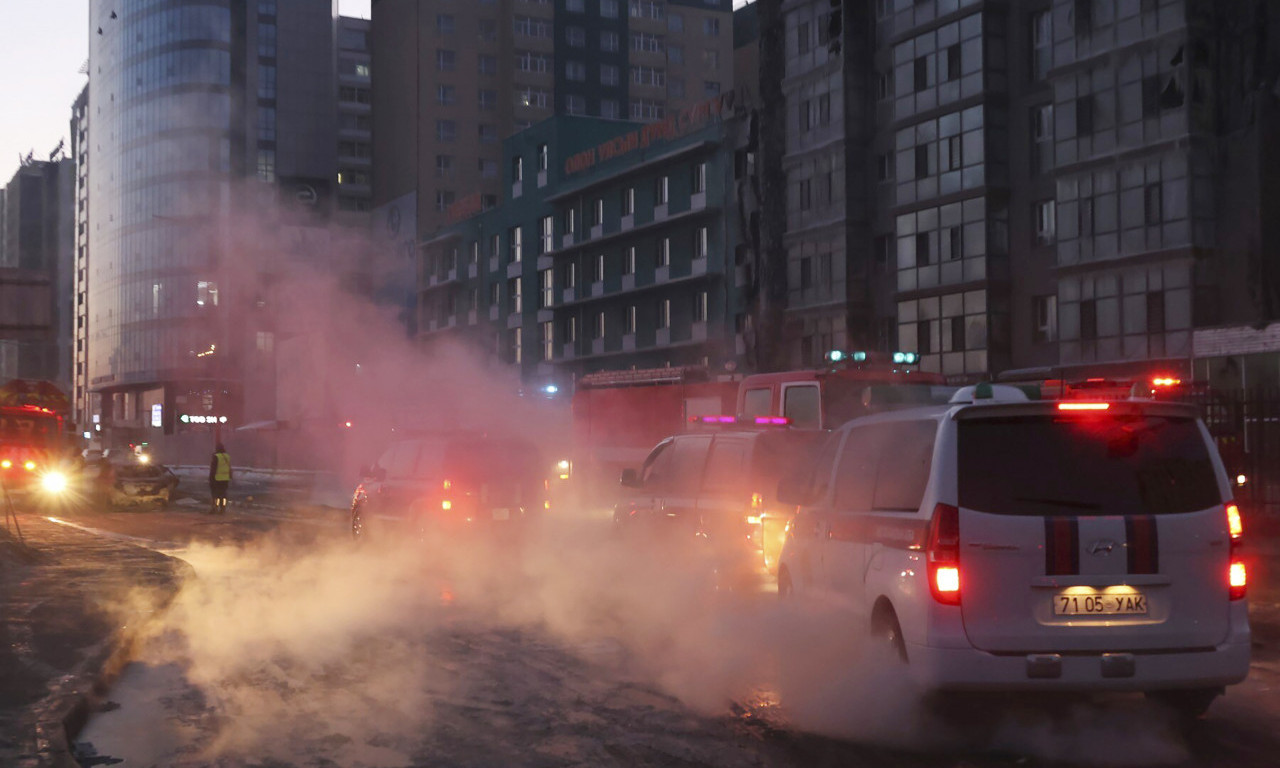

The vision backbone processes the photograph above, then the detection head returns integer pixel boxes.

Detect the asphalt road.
[38,495,1280,768]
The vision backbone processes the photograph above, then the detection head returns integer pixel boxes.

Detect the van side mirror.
[620,468,640,488]
[776,476,812,506]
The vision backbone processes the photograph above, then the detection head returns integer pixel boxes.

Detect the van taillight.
[1227,503,1246,600]
[927,503,961,605]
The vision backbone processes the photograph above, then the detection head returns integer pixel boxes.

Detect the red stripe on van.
[1125,515,1159,574]
[1045,517,1079,575]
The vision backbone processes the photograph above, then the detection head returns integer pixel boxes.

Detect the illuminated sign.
[563,91,737,177]
[151,404,163,428]
[179,414,228,424]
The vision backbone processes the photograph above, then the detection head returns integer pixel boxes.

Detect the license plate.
[1054,590,1148,616]
[492,508,510,521]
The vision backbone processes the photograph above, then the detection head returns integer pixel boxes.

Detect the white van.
[776,385,1250,716]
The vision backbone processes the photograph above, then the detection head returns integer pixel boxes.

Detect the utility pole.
[754,0,790,372]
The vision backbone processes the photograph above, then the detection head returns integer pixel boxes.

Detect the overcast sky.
[0,1,372,185]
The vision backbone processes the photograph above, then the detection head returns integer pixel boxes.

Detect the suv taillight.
[927,503,961,605]
[1227,503,1246,600]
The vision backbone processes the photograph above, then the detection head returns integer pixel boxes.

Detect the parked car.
[615,421,827,589]
[350,432,548,541]
[776,384,1250,717]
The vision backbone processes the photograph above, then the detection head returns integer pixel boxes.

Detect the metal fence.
[1180,387,1280,513]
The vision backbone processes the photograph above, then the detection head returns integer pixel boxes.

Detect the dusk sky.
[0,0,372,184]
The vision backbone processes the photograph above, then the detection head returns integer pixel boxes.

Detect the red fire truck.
[563,353,953,513]
[566,366,739,513]
[0,379,74,494]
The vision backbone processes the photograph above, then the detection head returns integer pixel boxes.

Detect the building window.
[1031,11,1051,81]
[542,321,555,361]
[258,23,277,57]
[478,19,497,41]
[434,190,455,211]
[601,100,620,119]
[592,253,605,283]
[945,226,962,260]
[566,95,586,115]
[1032,103,1053,173]
[197,280,219,307]
[630,0,664,19]
[622,187,635,215]
[657,238,670,267]
[668,12,683,32]
[437,84,456,105]
[625,305,637,334]
[436,154,454,178]
[1034,199,1056,245]
[944,135,962,171]
[631,32,663,53]
[1144,184,1163,225]
[566,0,585,11]
[258,106,276,142]
[593,310,606,339]
[943,44,960,82]
[695,227,708,259]
[704,81,720,97]
[490,234,501,260]
[798,178,811,210]
[565,316,578,343]
[656,176,669,205]
[564,261,578,289]
[1073,0,1093,35]
[1034,295,1057,343]
[479,124,498,143]
[478,55,497,75]
[510,226,523,262]
[878,71,891,101]
[566,26,586,47]
[436,49,456,71]
[800,258,813,289]
[624,246,636,274]
[693,162,706,193]
[436,14,454,35]
[566,61,587,81]
[877,153,893,182]
[601,31,620,51]
[668,45,684,64]
[1078,197,1094,236]
[915,232,931,266]
[1147,291,1165,333]
[917,320,933,355]
[509,277,523,313]
[511,327,523,364]
[601,64,620,86]
[1080,298,1097,340]
[702,50,719,71]
[632,65,666,87]
[436,120,456,142]
[1076,95,1094,134]
[565,207,577,234]
[602,0,619,18]
[258,64,276,99]
[479,158,497,178]
[914,56,928,92]
[593,198,604,225]
[914,145,930,179]
[658,299,671,329]
[470,242,480,264]
[540,269,554,308]
[513,155,524,182]
[703,17,719,37]
[949,316,967,352]
[541,215,554,253]
[490,282,500,307]
[477,90,497,113]
[694,291,708,323]
[256,149,275,181]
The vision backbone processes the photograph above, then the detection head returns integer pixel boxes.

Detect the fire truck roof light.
[893,352,919,365]
[1151,377,1182,387]
[1058,402,1111,411]
[754,417,791,425]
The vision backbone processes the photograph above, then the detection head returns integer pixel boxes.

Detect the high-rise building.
[370,0,736,241]
[83,0,339,450]
[764,0,1280,381]
[0,156,75,391]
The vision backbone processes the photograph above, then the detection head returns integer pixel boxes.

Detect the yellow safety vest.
[213,452,231,481]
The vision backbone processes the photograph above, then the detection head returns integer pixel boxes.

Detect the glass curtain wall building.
[85,0,337,445]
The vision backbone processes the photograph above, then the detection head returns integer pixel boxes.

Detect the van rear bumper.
[907,621,1251,692]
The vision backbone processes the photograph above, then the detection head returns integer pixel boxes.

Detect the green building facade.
[419,95,750,388]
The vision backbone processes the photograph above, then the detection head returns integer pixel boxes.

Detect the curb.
[29,549,194,767]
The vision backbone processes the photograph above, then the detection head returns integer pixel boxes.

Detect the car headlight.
[41,471,68,494]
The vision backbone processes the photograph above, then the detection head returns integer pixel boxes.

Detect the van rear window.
[957,414,1221,516]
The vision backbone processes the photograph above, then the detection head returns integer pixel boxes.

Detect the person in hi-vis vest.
[209,443,232,514]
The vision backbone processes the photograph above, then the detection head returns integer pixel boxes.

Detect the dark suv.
[615,427,826,587]
[351,433,547,541]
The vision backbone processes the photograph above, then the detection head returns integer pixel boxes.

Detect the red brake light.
[1227,503,1246,600]
[1058,402,1110,411]
[927,503,961,605]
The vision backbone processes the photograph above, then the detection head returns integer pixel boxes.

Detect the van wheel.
[871,604,908,664]
[777,566,793,600]
[1145,688,1220,719]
